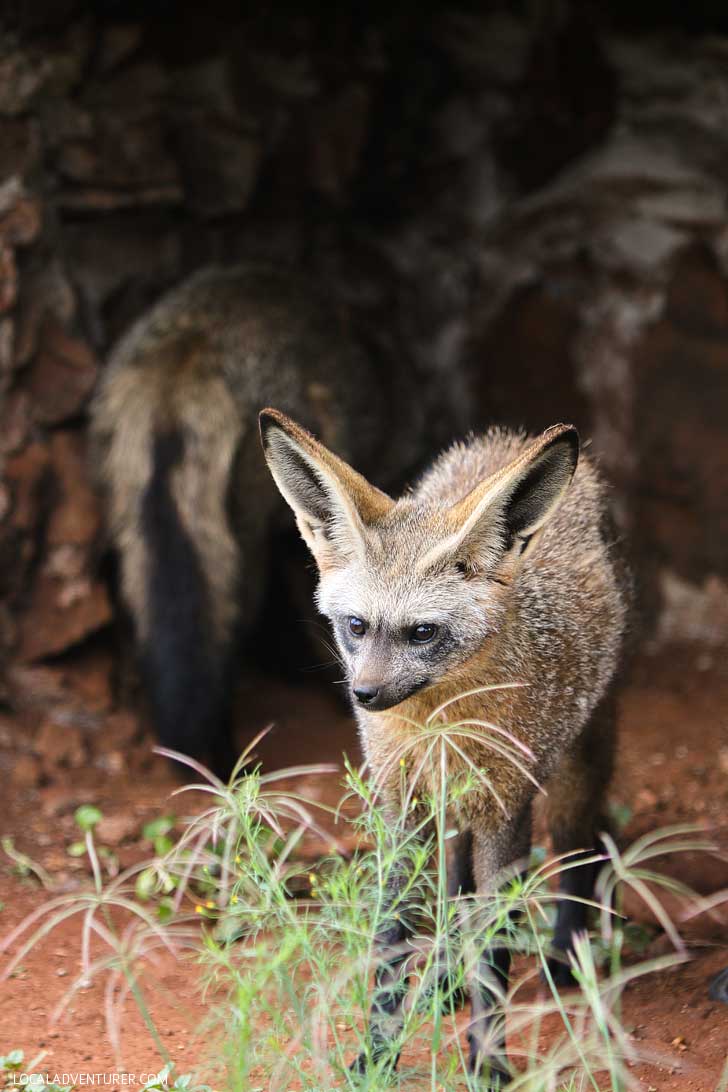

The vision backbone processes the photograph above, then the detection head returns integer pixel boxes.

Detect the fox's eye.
[411,622,438,644]
[349,616,367,637]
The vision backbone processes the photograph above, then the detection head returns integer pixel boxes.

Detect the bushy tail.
[139,427,238,773]
[93,349,243,774]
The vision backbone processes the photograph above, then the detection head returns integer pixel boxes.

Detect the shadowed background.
[1,0,728,763]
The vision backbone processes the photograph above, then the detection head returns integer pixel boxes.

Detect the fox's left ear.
[423,424,579,575]
[259,408,394,569]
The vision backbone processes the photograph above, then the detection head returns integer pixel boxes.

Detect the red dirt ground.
[1,644,727,1090]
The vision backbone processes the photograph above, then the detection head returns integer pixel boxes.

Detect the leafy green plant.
[65,807,119,877]
[0,1049,24,1071]
[143,816,177,857]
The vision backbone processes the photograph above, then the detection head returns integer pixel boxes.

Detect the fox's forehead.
[319,561,459,627]
[369,504,448,563]
[317,504,462,625]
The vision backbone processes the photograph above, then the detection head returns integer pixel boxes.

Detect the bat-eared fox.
[260,408,628,1083]
[91,265,427,775]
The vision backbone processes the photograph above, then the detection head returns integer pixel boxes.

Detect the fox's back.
[98,265,430,511]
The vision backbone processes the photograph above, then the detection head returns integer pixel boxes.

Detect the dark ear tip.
[258,407,284,447]
[546,423,579,465]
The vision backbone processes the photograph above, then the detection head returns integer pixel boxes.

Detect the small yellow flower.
[235,855,241,864]
[231,895,239,905]
[411,796,419,809]
[205,900,215,909]
[308,872,316,885]
[195,904,204,914]
[399,758,406,768]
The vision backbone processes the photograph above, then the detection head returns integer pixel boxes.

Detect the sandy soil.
[1,644,727,1090]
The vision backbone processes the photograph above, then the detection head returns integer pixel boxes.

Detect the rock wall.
[1,2,727,717]
[464,30,728,642]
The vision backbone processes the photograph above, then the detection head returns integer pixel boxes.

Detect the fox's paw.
[708,966,728,1003]
[418,969,467,1014]
[349,1046,400,1078]
[349,1053,367,1076]
[543,953,577,989]
[467,1054,511,1089]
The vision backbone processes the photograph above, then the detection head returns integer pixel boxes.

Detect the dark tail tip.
[140,427,235,776]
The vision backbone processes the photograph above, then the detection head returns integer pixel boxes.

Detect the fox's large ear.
[259,408,394,568]
[422,425,579,576]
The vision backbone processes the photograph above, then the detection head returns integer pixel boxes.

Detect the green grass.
[0,722,715,1091]
[154,727,709,1091]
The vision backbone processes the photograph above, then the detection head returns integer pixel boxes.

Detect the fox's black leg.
[545,691,616,986]
[547,847,603,986]
[448,828,476,897]
[351,868,413,1075]
[468,945,512,1088]
[437,830,474,1010]
[468,806,532,1087]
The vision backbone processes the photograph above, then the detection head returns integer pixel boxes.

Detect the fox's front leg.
[468,806,533,1088]
[432,829,474,1009]
[545,691,616,986]
[351,866,413,1074]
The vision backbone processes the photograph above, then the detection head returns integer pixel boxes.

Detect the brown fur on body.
[362,430,623,831]
[91,265,425,771]
[260,410,628,1081]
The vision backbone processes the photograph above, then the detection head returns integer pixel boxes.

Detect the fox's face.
[260,410,578,713]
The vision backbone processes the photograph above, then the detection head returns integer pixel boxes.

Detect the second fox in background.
[92,264,437,774]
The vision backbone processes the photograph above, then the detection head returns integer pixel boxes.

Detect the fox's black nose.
[353,684,380,706]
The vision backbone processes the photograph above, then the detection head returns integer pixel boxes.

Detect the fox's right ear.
[259,408,393,569]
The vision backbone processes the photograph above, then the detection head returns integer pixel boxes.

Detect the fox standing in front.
[260,409,628,1084]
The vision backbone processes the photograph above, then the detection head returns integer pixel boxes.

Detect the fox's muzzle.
[351,677,430,711]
